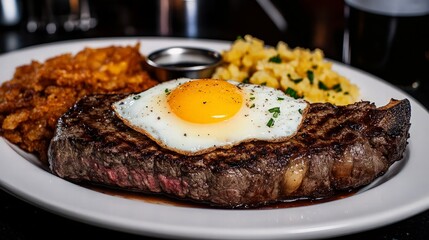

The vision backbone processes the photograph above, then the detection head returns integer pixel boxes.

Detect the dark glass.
[343,5,429,89]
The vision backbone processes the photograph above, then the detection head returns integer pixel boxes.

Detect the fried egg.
[112,78,308,155]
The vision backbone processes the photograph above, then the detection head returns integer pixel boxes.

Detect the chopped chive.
[273,112,279,118]
[277,97,284,101]
[242,77,250,84]
[268,54,282,63]
[285,87,299,99]
[261,82,267,86]
[344,91,349,95]
[292,78,303,84]
[268,107,280,118]
[318,81,328,90]
[306,70,314,85]
[332,83,342,92]
[267,118,275,127]
[250,103,255,108]
[298,109,303,114]
[268,107,280,113]
[250,96,255,100]
[133,95,141,100]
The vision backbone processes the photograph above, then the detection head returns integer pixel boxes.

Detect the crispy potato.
[0,44,158,163]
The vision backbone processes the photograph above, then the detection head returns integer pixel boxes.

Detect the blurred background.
[1,0,428,101]
[0,0,345,60]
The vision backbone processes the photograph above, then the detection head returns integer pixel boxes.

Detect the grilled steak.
[48,94,411,208]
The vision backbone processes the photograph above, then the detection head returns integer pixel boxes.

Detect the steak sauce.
[83,184,357,209]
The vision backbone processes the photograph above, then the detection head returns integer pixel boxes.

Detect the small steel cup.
[146,46,222,81]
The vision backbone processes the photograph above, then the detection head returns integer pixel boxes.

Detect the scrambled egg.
[212,35,359,105]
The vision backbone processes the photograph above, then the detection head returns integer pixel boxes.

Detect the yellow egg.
[112,78,308,155]
[167,79,243,124]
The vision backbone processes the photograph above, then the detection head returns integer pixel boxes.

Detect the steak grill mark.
[48,94,411,208]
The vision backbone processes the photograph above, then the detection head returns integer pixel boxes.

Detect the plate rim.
[1,37,429,240]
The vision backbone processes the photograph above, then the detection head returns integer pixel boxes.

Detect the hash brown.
[0,44,158,163]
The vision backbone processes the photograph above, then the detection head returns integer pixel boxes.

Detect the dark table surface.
[1,1,428,239]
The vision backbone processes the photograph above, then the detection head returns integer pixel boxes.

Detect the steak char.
[48,94,411,208]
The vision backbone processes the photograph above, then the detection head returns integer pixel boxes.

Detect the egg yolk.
[167,80,243,124]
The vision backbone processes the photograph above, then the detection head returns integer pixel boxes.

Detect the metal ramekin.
[146,46,222,81]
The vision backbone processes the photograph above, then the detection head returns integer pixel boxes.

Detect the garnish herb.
[273,112,279,118]
[332,83,342,92]
[133,95,141,100]
[306,70,314,85]
[261,82,267,86]
[266,107,281,127]
[250,103,255,108]
[268,107,280,114]
[277,97,284,101]
[344,91,349,95]
[292,78,303,84]
[250,96,255,101]
[266,118,275,127]
[268,54,282,63]
[318,81,328,90]
[242,77,250,84]
[288,74,303,84]
[269,108,280,118]
[285,87,299,99]
[165,88,171,95]
[315,81,343,92]
[298,109,303,114]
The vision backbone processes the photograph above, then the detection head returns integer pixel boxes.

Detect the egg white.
[112,78,308,155]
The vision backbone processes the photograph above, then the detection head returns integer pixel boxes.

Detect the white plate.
[1,37,429,240]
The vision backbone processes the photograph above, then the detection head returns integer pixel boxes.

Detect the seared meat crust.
[48,94,411,208]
